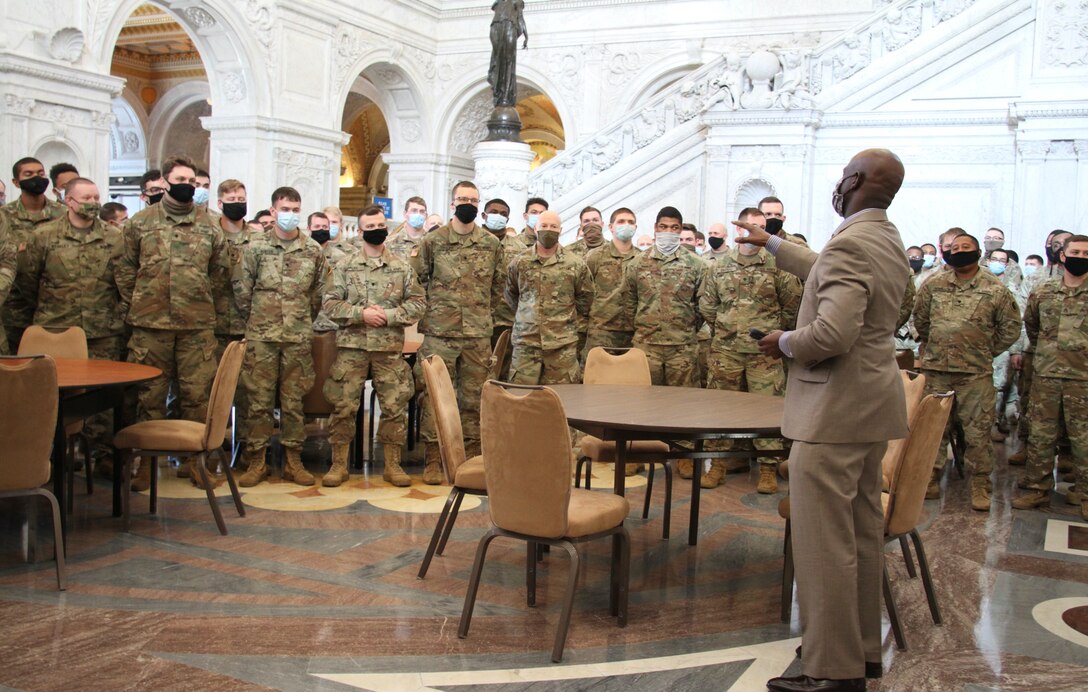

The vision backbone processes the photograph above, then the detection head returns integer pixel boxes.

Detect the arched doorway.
[447,84,566,165]
[339,91,390,215]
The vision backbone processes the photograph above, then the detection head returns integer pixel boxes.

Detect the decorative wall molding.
[1040,0,1088,67]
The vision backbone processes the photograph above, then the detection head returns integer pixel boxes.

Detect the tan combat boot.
[323,444,350,487]
[677,459,695,479]
[237,449,269,487]
[130,456,152,492]
[757,464,778,494]
[423,443,444,485]
[970,476,991,512]
[1065,486,1081,506]
[383,445,411,487]
[700,460,726,489]
[1007,446,1027,465]
[625,463,645,476]
[282,447,315,486]
[725,457,750,474]
[990,426,1006,442]
[189,454,223,490]
[926,467,941,499]
[1012,489,1050,510]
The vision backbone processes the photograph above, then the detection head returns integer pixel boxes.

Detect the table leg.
[112,399,124,517]
[688,439,703,546]
[52,402,68,547]
[613,432,627,497]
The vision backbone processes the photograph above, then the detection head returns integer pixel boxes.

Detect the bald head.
[538,210,562,231]
[834,148,905,217]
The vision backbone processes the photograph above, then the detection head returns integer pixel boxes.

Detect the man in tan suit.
[735,149,909,692]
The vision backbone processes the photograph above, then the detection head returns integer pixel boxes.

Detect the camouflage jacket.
[416,223,505,339]
[698,248,801,354]
[0,197,66,330]
[323,247,426,352]
[385,230,424,275]
[505,248,593,349]
[115,202,230,331]
[564,238,605,259]
[0,224,16,347]
[914,268,1022,374]
[17,216,124,338]
[1024,277,1088,381]
[235,232,330,344]
[623,246,707,346]
[218,226,263,336]
[492,231,528,330]
[585,241,640,333]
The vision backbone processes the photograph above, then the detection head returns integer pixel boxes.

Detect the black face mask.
[19,176,49,196]
[146,192,164,206]
[947,250,981,268]
[941,249,952,265]
[221,202,248,221]
[908,257,925,272]
[168,183,195,204]
[708,236,725,251]
[765,218,784,235]
[310,230,330,245]
[363,228,389,246]
[453,203,478,224]
[1064,256,1088,277]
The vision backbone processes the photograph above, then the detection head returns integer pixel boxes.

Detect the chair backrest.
[302,331,338,415]
[489,328,511,381]
[882,370,928,487]
[480,380,572,538]
[895,349,917,371]
[421,355,468,482]
[0,356,59,491]
[885,392,954,536]
[17,326,88,360]
[203,339,246,450]
[583,347,651,385]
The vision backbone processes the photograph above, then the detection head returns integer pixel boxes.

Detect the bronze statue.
[487,0,527,108]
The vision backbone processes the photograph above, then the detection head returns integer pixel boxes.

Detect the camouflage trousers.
[239,340,314,452]
[923,370,994,478]
[707,348,784,459]
[1017,352,1034,440]
[634,341,699,388]
[582,328,634,360]
[698,336,711,388]
[418,334,491,445]
[1021,376,1088,491]
[325,348,412,446]
[128,327,217,423]
[509,340,580,385]
[83,335,124,460]
[992,351,1018,420]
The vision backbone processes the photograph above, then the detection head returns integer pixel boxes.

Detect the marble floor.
[0,435,1085,692]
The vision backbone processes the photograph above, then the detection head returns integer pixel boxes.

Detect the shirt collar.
[832,208,886,238]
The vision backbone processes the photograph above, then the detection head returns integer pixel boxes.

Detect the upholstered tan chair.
[459,380,630,663]
[18,325,92,507]
[417,355,487,579]
[488,328,511,381]
[113,340,246,535]
[0,355,65,589]
[575,347,673,539]
[882,370,927,490]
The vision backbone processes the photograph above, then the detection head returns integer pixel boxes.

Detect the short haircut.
[1005,249,1019,262]
[579,206,601,221]
[253,209,273,222]
[485,198,510,212]
[738,207,765,222]
[404,196,426,211]
[217,179,245,197]
[49,162,79,186]
[63,176,96,195]
[525,196,549,212]
[758,195,783,209]
[1026,254,1044,264]
[195,168,209,178]
[906,245,922,253]
[451,180,478,198]
[656,206,683,224]
[1063,234,1088,250]
[307,211,329,226]
[358,203,386,218]
[682,223,697,233]
[140,169,163,191]
[986,227,1004,238]
[952,232,979,249]
[694,230,705,241]
[921,243,937,252]
[609,207,635,223]
[12,157,43,179]
[323,206,342,217]
[941,227,965,243]
[990,249,1009,259]
[161,155,197,180]
[270,186,301,204]
[100,202,128,222]
[793,233,807,242]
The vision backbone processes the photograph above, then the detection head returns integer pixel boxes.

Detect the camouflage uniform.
[564,237,604,259]
[416,222,505,447]
[0,197,66,352]
[623,246,707,387]
[505,248,593,385]
[217,226,262,355]
[17,215,125,457]
[323,248,425,447]
[0,219,16,354]
[312,242,352,332]
[1019,278,1088,493]
[583,241,640,355]
[490,231,526,365]
[1015,265,1065,444]
[698,248,802,459]
[234,232,329,453]
[914,270,1022,480]
[385,230,424,275]
[776,229,808,248]
[115,202,230,423]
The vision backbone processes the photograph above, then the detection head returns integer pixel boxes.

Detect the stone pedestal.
[472,141,535,221]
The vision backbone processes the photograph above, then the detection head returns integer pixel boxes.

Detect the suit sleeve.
[771,240,819,283]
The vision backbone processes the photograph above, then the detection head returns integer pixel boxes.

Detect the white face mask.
[655,232,680,255]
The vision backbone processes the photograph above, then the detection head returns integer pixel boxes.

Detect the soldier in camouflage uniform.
[984,248,1024,442]
[583,207,640,356]
[758,196,808,248]
[914,232,1022,511]
[213,179,260,356]
[518,197,547,249]
[305,212,348,333]
[1013,234,1088,519]
[2,157,67,352]
[233,187,329,487]
[505,210,593,385]
[482,198,525,354]
[416,181,505,483]
[115,155,231,489]
[0,218,16,354]
[323,204,426,487]
[699,208,802,492]
[564,207,606,258]
[17,178,124,476]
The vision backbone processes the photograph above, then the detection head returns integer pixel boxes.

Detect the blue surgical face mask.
[526,213,540,230]
[988,261,1006,276]
[276,211,300,232]
[922,253,936,269]
[485,214,508,231]
[1022,265,1037,277]
[408,212,426,229]
[193,187,210,206]
[613,224,636,241]
[329,224,339,239]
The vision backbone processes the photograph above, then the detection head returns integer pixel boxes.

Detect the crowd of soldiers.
[0,154,1083,520]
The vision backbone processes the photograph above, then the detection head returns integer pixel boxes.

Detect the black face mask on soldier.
[453,203,477,224]
[19,176,49,196]
[708,236,725,251]
[947,250,981,268]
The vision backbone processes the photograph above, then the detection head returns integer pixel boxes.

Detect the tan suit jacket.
[774,209,909,444]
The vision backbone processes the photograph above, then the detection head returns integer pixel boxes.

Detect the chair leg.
[368,387,377,463]
[418,489,457,579]
[643,462,654,519]
[82,435,93,496]
[574,457,586,488]
[149,456,158,515]
[196,453,228,535]
[221,451,245,518]
[458,529,499,639]
[883,564,907,650]
[552,541,581,663]
[66,436,76,515]
[910,529,942,625]
[781,519,794,624]
[899,535,917,578]
[121,451,132,532]
[526,540,537,607]
[617,528,630,626]
[37,490,66,590]
[662,461,673,541]
[436,489,466,557]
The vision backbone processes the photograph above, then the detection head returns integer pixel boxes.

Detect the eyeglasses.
[453,196,480,205]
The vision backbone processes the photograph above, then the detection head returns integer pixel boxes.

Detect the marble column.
[472,141,535,224]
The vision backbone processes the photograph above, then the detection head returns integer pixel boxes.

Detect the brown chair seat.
[567,488,630,537]
[453,456,487,491]
[579,435,670,462]
[114,419,207,452]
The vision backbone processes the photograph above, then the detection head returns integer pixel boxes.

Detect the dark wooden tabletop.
[548,384,784,436]
[53,358,162,390]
